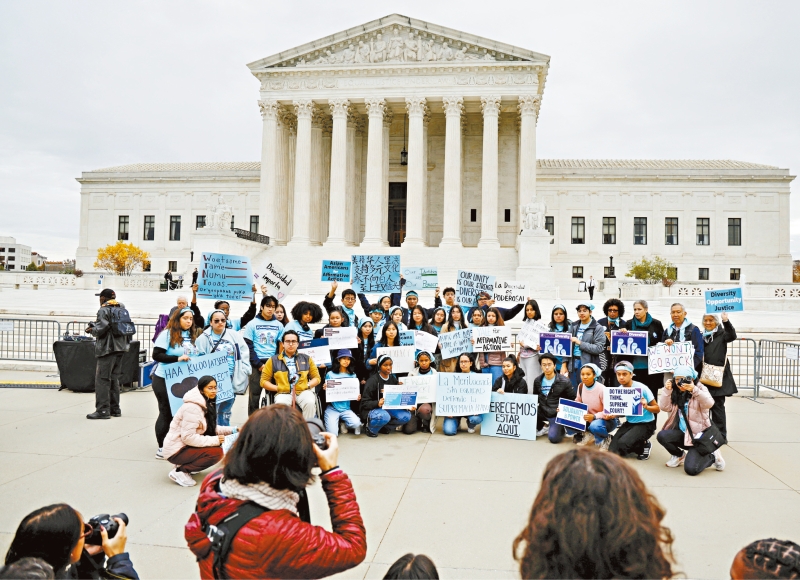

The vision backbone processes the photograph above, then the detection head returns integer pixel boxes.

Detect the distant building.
[0,236,32,271]
[30,252,47,268]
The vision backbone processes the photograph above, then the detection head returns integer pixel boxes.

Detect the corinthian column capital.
[518,94,541,116]
[258,99,279,119]
[442,96,464,117]
[329,98,350,118]
[405,97,427,117]
[365,98,386,118]
[480,95,502,116]
[293,99,314,120]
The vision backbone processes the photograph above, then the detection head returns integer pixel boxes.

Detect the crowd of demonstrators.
[517,299,543,393]
[597,298,625,387]
[260,329,321,419]
[533,353,575,441]
[442,353,484,436]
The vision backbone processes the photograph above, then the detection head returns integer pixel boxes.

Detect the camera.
[86,513,129,546]
[306,417,328,450]
[676,377,693,387]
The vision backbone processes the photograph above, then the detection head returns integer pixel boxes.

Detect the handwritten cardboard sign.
[253,261,296,301]
[539,332,572,358]
[611,331,648,356]
[472,326,512,352]
[480,392,538,440]
[556,398,588,431]
[402,267,438,290]
[456,270,496,306]
[438,328,474,359]
[647,341,695,373]
[377,345,415,374]
[321,260,352,282]
[705,287,744,314]
[351,255,401,293]
[435,372,492,416]
[197,252,253,302]
[162,352,233,415]
[492,281,528,305]
[604,387,644,416]
[298,338,332,367]
[518,320,550,349]
[400,374,436,404]
[414,331,439,353]
[325,377,361,402]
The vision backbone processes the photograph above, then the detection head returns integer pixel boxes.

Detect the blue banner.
[399,330,416,347]
[539,332,572,358]
[351,254,401,293]
[162,352,233,415]
[555,398,588,431]
[197,252,253,302]
[705,287,744,313]
[480,392,538,440]
[321,260,352,282]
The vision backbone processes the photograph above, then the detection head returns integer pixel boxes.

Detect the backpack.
[152,314,170,341]
[204,501,267,580]
[110,307,136,337]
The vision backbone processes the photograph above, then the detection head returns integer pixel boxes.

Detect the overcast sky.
[1,0,798,261]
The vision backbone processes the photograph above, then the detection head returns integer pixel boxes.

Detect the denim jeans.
[324,406,362,434]
[216,397,234,427]
[443,415,483,436]
[568,418,619,444]
[367,408,411,435]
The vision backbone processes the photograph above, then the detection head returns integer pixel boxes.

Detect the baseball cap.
[95,289,116,299]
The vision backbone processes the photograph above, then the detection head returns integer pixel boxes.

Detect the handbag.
[678,402,726,456]
[699,358,724,387]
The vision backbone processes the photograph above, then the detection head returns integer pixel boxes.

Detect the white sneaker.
[467,426,476,434]
[599,436,612,452]
[536,427,548,437]
[155,448,164,460]
[354,426,361,436]
[714,451,726,471]
[576,435,593,446]
[339,422,348,435]
[666,453,686,468]
[169,469,196,487]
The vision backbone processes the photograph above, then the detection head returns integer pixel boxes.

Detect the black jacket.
[533,373,575,418]
[360,372,398,422]
[624,316,665,348]
[466,303,524,324]
[89,301,131,358]
[352,333,375,384]
[322,294,359,327]
[702,320,739,397]
[492,367,528,394]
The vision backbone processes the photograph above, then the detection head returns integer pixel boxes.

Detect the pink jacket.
[658,380,714,447]
[162,388,233,460]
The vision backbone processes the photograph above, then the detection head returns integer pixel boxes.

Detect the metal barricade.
[726,338,758,397]
[755,339,800,399]
[64,320,157,361]
[0,318,62,361]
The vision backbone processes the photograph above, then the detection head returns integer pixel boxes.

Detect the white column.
[320,117,332,244]
[518,95,540,207]
[309,107,324,246]
[380,108,393,244]
[325,99,350,246]
[478,95,501,249]
[361,98,387,247]
[402,97,427,247]
[289,100,314,246]
[346,113,361,245]
[422,109,430,244]
[257,99,280,242]
[285,117,296,241]
[440,96,464,248]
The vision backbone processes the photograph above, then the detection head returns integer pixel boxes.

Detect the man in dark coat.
[533,353,575,443]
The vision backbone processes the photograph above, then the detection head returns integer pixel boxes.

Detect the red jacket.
[185,469,367,579]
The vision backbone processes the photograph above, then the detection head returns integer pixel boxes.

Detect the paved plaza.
[0,372,799,579]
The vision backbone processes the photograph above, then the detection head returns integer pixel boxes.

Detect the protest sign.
[705,287,744,314]
[383,384,418,409]
[414,330,439,353]
[456,270,496,305]
[604,387,644,416]
[298,338,332,367]
[253,261,296,301]
[480,392,538,440]
[492,280,528,305]
[438,328,474,359]
[197,252,253,302]
[786,345,799,361]
[400,374,436,404]
[436,372,492,416]
[323,326,358,349]
[556,398,588,431]
[518,320,549,349]
[377,345,415,373]
[321,260,351,282]
[162,352,233,415]
[325,377,361,403]
[611,331,648,356]
[539,332,572,357]
[472,326,512,352]
[647,341,694,374]
[351,255,401,293]
[222,432,238,454]
[402,267,438,290]
[399,330,416,347]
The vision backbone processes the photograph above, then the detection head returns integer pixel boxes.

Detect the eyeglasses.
[81,522,93,539]
[607,308,619,312]
[283,339,298,344]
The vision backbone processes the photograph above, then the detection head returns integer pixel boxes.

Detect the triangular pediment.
[247,14,550,71]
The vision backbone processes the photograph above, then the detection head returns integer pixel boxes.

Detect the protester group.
[8,260,798,579]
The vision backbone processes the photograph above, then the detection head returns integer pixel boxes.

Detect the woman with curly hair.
[598,298,626,387]
[285,301,323,343]
[513,448,675,579]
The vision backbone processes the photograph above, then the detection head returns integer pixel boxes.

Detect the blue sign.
[610,331,648,356]
[402,267,438,290]
[197,252,253,302]
[351,254,401,293]
[556,398,588,431]
[321,260,352,282]
[399,330,416,347]
[539,332,572,358]
[705,287,744,314]
[480,392,538,440]
[162,352,233,415]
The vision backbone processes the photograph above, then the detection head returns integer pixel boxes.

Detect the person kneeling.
[402,351,436,434]
[656,365,721,475]
[361,355,411,437]
[260,330,321,419]
[608,361,660,460]
[572,363,618,450]
[323,349,363,436]
[533,353,575,443]
[163,376,234,487]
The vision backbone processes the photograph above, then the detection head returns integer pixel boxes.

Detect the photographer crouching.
[4,504,138,578]
[185,404,367,579]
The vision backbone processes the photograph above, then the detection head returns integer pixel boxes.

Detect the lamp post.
[606,256,616,278]
[400,113,408,166]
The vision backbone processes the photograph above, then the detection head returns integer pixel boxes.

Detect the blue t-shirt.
[208,330,236,377]
[625,382,656,424]
[154,330,195,378]
[284,321,314,343]
[326,371,356,413]
[540,375,555,397]
[573,323,589,357]
[243,317,284,360]
[284,355,298,383]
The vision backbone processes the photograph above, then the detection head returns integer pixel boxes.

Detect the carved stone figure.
[388,28,404,61]
[522,198,547,231]
[371,33,386,63]
[207,197,233,231]
[403,31,418,62]
[453,46,466,61]
[440,42,454,61]
[355,40,370,63]
[342,43,356,64]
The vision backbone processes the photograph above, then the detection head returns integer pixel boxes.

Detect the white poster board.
[253,261,296,301]
[517,320,549,349]
[435,372,492,416]
[325,377,361,402]
[472,326,512,352]
[377,345,416,374]
[414,331,439,353]
[492,280,528,305]
[323,326,358,349]
[647,341,695,374]
[604,387,644,416]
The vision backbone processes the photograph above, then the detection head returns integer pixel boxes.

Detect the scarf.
[220,478,300,515]
[342,305,356,326]
[630,313,653,331]
[607,317,621,326]
[667,318,692,342]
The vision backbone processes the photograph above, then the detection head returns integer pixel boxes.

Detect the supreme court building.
[75,14,794,290]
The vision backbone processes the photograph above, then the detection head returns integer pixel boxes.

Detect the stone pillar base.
[515,229,558,298]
